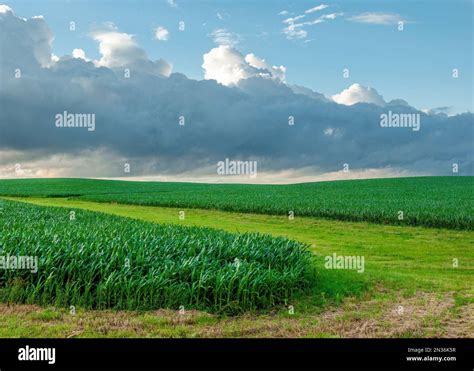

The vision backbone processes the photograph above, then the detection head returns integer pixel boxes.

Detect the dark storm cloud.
[0,6,472,177]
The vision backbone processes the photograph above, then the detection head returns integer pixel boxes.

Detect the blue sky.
[0,1,472,181]
[5,0,473,113]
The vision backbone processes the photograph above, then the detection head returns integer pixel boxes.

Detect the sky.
[0,0,472,182]
[5,0,473,114]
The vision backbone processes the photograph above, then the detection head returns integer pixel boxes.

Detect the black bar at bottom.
[0,338,472,370]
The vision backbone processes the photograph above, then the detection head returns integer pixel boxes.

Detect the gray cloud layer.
[0,6,472,178]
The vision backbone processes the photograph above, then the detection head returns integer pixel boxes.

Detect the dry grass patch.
[0,290,472,338]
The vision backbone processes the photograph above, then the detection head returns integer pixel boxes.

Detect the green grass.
[1,196,473,338]
[0,176,472,229]
[7,196,474,294]
[1,176,472,338]
[0,199,315,313]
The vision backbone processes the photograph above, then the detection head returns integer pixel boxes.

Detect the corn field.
[0,176,471,229]
[0,200,314,313]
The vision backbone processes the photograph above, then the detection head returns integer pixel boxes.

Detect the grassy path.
[1,197,473,338]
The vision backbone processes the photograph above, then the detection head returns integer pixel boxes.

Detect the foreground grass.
[0,176,472,229]
[1,197,472,338]
[0,199,314,313]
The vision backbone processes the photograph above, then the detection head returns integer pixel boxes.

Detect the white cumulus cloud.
[332,83,386,106]
[202,46,286,86]
[202,46,257,86]
[0,4,13,13]
[245,53,286,81]
[93,30,145,67]
[72,48,89,60]
[92,29,172,76]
